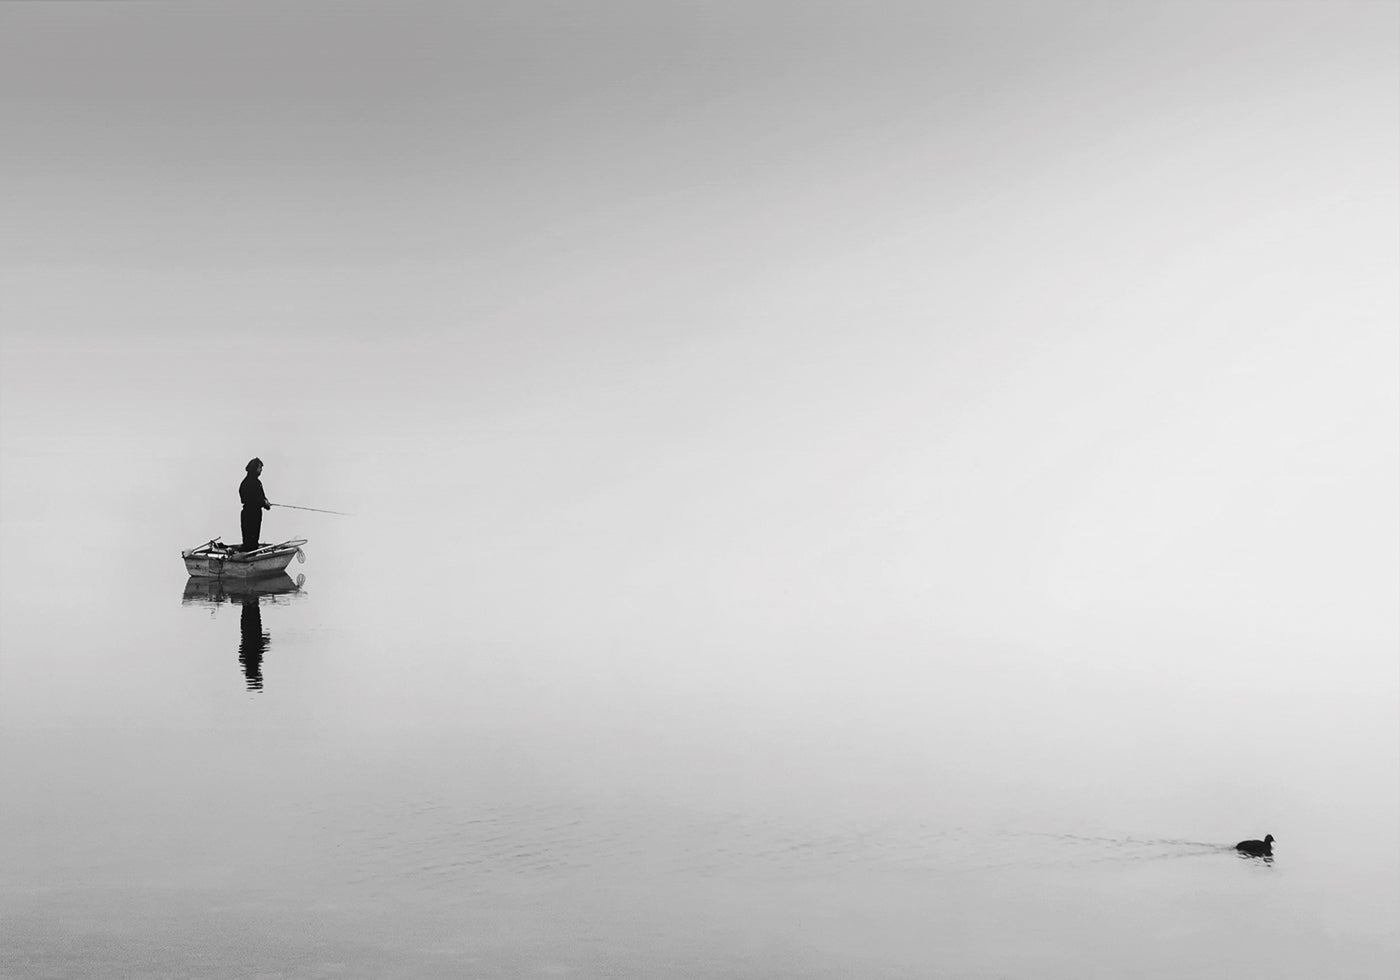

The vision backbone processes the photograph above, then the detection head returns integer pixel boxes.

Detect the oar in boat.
[238,539,309,559]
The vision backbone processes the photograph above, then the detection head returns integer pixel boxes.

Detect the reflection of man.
[238,600,268,691]
[239,457,271,552]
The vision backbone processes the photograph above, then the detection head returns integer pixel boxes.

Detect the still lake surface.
[1,338,1396,977]
[2,455,1396,979]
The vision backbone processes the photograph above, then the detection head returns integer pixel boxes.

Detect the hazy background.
[2,2,1397,977]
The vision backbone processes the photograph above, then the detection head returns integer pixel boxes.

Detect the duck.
[1235,834,1274,857]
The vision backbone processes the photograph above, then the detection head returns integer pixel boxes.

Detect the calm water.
[2,438,1396,979]
[0,311,1395,978]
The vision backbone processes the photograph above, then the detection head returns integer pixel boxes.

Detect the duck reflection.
[182,573,305,692]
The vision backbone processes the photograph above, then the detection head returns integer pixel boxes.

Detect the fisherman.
[239,457,271,551]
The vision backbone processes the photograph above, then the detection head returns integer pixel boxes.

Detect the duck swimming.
[1235,834,1274,857]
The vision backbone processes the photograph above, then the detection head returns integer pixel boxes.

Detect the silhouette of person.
[238,598,268,691]
[239,457,271,551]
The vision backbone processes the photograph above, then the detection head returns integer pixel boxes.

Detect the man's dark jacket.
[240,474,268,511]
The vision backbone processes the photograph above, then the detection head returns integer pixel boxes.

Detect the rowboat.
[182,538,308,579]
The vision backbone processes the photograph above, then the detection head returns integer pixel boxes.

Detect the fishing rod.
[270,503,352,516]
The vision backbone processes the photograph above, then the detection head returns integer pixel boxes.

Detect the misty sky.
[2,2,1397,654]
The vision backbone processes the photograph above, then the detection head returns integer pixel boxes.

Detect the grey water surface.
[1,429,1396,979]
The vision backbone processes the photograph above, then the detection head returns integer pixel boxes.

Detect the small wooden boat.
[182,538,308,579]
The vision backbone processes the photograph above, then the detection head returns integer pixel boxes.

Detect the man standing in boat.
[239,457,271,551]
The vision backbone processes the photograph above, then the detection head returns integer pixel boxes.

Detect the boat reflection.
[182,573,306,691]
[182,572,306,606]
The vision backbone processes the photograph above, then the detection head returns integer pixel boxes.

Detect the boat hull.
[181,539,307,579]
[184,553,296,578]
